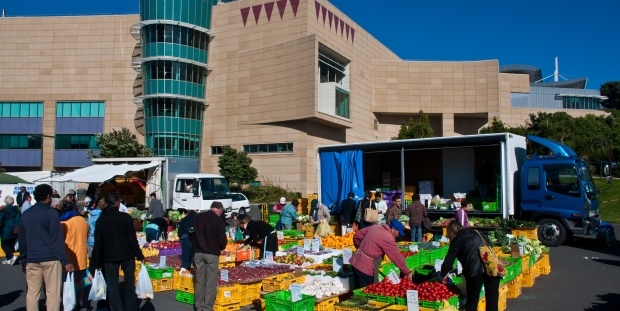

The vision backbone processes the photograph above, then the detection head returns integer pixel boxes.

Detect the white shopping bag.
[88,269,107,301]
[136,264,154,299]
[63,272,76,311]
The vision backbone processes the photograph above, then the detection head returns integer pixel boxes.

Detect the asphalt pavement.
[1,207,618,311]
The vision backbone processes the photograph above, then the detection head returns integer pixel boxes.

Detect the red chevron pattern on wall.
[238,0,354,44]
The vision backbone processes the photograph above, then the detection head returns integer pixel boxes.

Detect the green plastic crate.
[282,230,303,238]
[175,290,194,304]
[420,295,459,309]
[500,257,522,284]
[264,290,316,311]
[269,215,280,223]
[280,242,299,251]
[146,265,174,279]
[482,202,498,212]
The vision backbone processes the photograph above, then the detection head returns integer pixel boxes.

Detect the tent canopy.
[0,173,33,184]
[37,162,161,183]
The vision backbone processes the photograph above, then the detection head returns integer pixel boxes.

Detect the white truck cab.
[171,173,233,212]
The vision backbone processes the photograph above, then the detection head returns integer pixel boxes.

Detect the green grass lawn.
[596,178,620,224]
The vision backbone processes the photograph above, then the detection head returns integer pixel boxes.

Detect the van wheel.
[537,218,566,247]
[239,207,246,214]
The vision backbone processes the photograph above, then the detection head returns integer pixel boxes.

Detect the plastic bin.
[175,290,194,304]
[482,202,498,212]
[262,273,306,293]
[539,253,551,275]
[264,290,316,311]
[214,301,241,311]
[315,296,339,311]
[146,265,175,279]
[239,282,263,305]
[511,227,538,240]
[151,277,174,292]
[521,268,535,288]
[506,274,522,299]
[173,271,194,293]
[498,284,508,311]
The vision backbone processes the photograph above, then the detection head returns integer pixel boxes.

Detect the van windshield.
[578,161,596,196]
[199,177,231,200]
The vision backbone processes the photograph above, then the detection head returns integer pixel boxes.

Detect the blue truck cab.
[520,135,602,246]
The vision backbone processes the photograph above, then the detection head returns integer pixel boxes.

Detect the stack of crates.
[498,284,508,311]
[173,271,242,308]
[145,265,175,292]
[262,273,306,293]
[239,281,263,306]
[506,274,523,298]
[265,290,316,311]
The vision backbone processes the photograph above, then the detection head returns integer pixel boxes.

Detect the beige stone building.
[0,0,607,195]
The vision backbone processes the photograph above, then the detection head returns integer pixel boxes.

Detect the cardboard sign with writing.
[277,231,284,240]
[265,251,274,262]
[342,248,352,264]
[220,269,229,282]
[303,239,311,251]
[296,247,305,257]
[159,256,167,267]
[290,284,303,302]
[409,244,419,253]
[387,270,401,284]
[312,238,321,252]
[406,290,420,311]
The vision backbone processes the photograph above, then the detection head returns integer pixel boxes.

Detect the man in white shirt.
[374,192,388,215]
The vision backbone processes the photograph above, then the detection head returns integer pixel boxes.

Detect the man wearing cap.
[272,197,286,214]
[349,219,411,288]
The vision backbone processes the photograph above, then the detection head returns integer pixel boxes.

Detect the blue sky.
[3,0,619,88]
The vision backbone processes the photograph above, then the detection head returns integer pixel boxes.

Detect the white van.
[171,174,233,212]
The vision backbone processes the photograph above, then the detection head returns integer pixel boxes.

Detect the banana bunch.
[142,247,160,257]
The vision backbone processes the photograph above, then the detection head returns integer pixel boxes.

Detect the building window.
[336,88,350,118]
[54,134,98,149]
[211,145,230,155]
[319,54,347,85]
[561,96,601,110]
[145,60,206,84]
[142,24,209,51]
[0,102,43,117]
[243,143,293,154]
[143,98,203,120]
[56,102,105,117]
[0,134,42,149]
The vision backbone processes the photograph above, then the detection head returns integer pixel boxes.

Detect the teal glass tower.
[134,0,216,158]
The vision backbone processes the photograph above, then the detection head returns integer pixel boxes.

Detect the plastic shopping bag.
[136,264,154,299]
[63,272,76,311]
[88,269,107,301]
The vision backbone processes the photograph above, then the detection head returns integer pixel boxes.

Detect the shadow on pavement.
[566,233,620,257]
[0,290,23,308]
[584,293,620,311]
[592,258,620,267]
[139,300,156,311]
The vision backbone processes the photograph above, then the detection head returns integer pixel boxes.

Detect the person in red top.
[350,220,411,288]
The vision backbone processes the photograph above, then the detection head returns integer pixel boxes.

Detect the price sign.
[409,244,419,253]
[346,228,354,233]
[431,241,440,247]
[457,261,463,274]
[333,256,343,272]
[312,238,321,252]
[265,251,274,262]
[277,231,284,240]
[406,290,420,311]
[290,284,303,302]
[303,239,311,251]
[434,259,443,272]
[220,269,229,282]
[159,256,167,267]
[342,248,352,264]
[296,247,305,257]
[387,270,401,284]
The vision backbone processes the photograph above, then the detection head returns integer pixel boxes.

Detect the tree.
[217,146,258,190]
[88,127,154,158]
[392,110,434,140]
[600,81,620,109]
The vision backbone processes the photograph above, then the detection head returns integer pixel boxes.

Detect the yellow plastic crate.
[506,274,522,299]
[239,282,262,305]
[119,261,141,277]
[498,284,508,311]
[316,296,339,311]
[152,277,174,292]
[532,260,541,278]
[539,253,551,275]
[173,271,194,293]
[511,227,538,240]
[214,300,241,311]
[477,296,486,311]
[219,253,236,263]
[521,255,530,271]
[521,268,535,288]
[219,261,235,269]
[262,273,306,293]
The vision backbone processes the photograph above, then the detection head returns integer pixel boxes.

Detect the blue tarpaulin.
[319,150,365,213]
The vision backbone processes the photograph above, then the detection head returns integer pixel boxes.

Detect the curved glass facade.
[138,0,216,159]
[139,0,215,30]
[143,98,203,158]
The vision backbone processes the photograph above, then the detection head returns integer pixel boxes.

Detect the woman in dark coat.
[0,195,20,265]
[236,215,277,259]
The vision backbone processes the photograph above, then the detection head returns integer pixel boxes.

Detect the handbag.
[363,201,379,223]
[475,230,506,277]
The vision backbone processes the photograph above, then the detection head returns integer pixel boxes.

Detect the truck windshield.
[199,178,231,200]
[578,161,597,196]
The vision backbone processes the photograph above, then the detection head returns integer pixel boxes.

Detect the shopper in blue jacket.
[279,199,299,230]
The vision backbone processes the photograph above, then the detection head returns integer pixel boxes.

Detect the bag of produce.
[136,264,154,299]
[314,219,333,237]
[63,272,76,311]
[88,269,107,302]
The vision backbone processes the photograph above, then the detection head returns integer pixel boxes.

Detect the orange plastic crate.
[236,249,251,261]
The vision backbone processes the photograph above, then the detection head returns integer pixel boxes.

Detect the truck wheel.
[239,207,246,215]
[537,218,567,247]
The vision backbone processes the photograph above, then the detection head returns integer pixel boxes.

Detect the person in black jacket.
[236,215,277,259]
[355,191,377,230]
[340,191,357,230]
[189,202,227,311]
[92,192,144,311]
[177,208,196,276]
[16,186,30,208]
[440,220,500,311]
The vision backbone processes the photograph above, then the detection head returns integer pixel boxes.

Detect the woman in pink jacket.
[350,220,411,288]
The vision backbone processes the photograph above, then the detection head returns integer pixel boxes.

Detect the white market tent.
[37,162,161,183]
